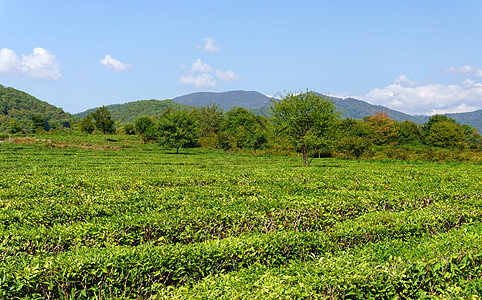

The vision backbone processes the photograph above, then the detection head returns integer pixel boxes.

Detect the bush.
[123,123,135,135]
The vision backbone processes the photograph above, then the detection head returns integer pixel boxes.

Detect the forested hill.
[0,84,72,131]
[74,99,193,124]
[329,97,423,123]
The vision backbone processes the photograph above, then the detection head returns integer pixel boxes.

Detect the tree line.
[73,92,481,165]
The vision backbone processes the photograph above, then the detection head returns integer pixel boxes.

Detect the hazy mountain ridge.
[172,91,270,110]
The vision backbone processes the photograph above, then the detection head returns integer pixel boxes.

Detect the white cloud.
[191,58,215,72]
[364,75,482,115]
[179,73,216,88]
[197,38,220,53]
[0,48,20,74]
[430,103,479,115]
[100,54,132,72]
[0,47,61,80]
[215,69,241,81]
[444,65,482,77]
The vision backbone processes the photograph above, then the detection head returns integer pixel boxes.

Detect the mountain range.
[1,85,480,132]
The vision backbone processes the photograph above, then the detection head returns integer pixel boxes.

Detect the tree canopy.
[91,106,115,139]
[269,91,340,166]
[158,109,197,153]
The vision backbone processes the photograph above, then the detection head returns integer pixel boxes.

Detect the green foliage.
[8,118,23,134]
[31,114,48,133]
[269,91,340,166]
[461,124,482,150]
[216,131,235,150]
[422,114,455,141]
[337,136,373,159]
[338,118,371,138]
[91,106,116,139]
[246,130,268,153]
[426,121,466,149]
[197,104,224,137]
[134,116,154,135]
[122,123,135,135]
[158,109,198,153]
[78,115,95,134]
[398,120,421,144]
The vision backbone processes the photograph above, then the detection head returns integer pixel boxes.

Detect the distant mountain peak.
[172,90,271,110]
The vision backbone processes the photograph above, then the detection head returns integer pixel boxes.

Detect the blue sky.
[1,0,482,115]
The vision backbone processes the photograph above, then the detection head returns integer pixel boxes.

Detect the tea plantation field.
[1,141,481,299]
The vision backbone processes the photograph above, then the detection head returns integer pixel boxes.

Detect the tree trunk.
[303,145,307,167]
[176,147,179,154]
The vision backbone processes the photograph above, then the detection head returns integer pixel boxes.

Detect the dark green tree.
[269,91,340,166]
[8,118,23,134]
[461,124,482,149]
[337,136,373,159]
[31,114,48,133]
[426,121,466,149]
[158,109,197,153]
[246,130,268,153]
[135,116,154,135]
[79,115,95,134]
[422,115,456,143]
[398,120,421,144]
[91,106,115,140]
[123,123,135,135]
[223,107,266,149]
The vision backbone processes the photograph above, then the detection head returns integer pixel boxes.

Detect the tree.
[135,116,153,135]
[134,116,157,142]
[398,120,421,144]
[91,106,115,140]
[461,124,482,149]
[421,114,456,143]
[337,136,373,159]
[197,104,224,137]
[366,112,399,145]
[426,121,466,149]
[158,109,197,153]
[223,107,269,150]
[31,114,48,133]
[269,91,340,166]
[8,118,23,134]
[79,115,95,134]
[246,130,268,153]
[123,123,135,135]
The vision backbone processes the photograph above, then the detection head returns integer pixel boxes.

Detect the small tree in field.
[269,91,340,166]
[158,109,197,153]
[91,106,115,140]
[79,115,95,134]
